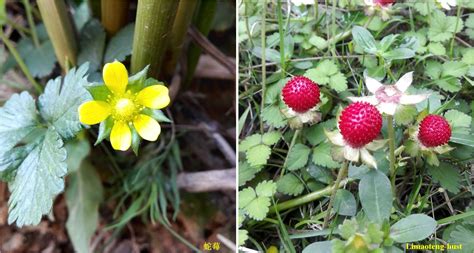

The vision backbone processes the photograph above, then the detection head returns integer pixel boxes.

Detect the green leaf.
[308,163,333,184]
[308,35,327,49]
[435,77,461,92]
[312,142,340,168]
[427,42,446,55]
[302,241,333,253]
[78,19,106,72]
[0,92,39,156]
[333,189,357,216]
[442,61,469,78]
[246,144,271,166]
[39,63,91,139]
[382,48,415,61]
[444,109,471,134]
[238,229,249,246]
[245,196,271,220]
[328,72,348,92]
[304,119,336,146]
[239,134,261,152]
[239,187,256,207]
[277,173,304,196]
[25,41,56,78]
[425,61,443,80]
[428,11,464,42]
[352,26,377,54]
[262,131,282,145]
[450,133,474,147]
[359,170,392,224]
[390,214,437,243]
[427,162,461,194]
[239,161,262,186]
[262,105,287,128]
[66,163,103,253]
[251,47,281,63]
[65,138,90,173]
[394,105,417,126]
[305,60,347,92]
[447,222,474,253]
[255,180,277,197]
[104,23,135,63]
[239,181,276,221]
[0,0,5,25]
[8,129,67,227]
[286,144,311,171]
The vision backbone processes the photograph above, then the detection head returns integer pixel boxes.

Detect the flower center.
[109,91,142,122]
[375,85,402,103]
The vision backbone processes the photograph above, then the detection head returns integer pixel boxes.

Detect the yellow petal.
[78,101,111,125]
[133,114,161,141]
[103,61,128,94]
[110,121,132,151]
[136,85,170,109]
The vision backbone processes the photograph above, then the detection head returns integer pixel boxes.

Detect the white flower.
[291,0,314,6]
[281,107,321,129]
[436,0,456,10]
[348,72,429,115]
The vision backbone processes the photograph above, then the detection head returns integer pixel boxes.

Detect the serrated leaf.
[255,180,277,197]
[425,61,443,80]
[382,48,415,61]
[262,105,287,128]
[104,23,134,63]
[238,229,248,246]
[450,133,474,147]
[277,173,304,196]
[239,134,262,152]
[359,170,392,224]
[428,11,464,42]
[239,187,256,207]
[239,161,262,186]
[395,105,417,126]
[447,222,474,253]
[8,129,67,227]
[0,92,39,156]
[390,214,437,243]
[333,189,357,216]
[435,77,461,92]
[444,110,471,134]
[262,131,282,145]
[312,142,340,168]
[78,19,106,72]
[328,72,348,92]
[286,144,310,171]
[66,162,103,253]
[427,162,461,193]
[427,42,446,55]
[442,61,469,77]
[304,119,336,146]
[245,196,271,220]
[246,144,271,167]
[307,163,333,184]
[39,63,91,139]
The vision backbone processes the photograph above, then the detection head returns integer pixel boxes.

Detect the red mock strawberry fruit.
[282,76,320,113]
[418,115,451,147]
[339,102,382,148]
[375,0,395,6]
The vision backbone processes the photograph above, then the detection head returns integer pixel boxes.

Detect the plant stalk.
[282,129,300,174]
[101,0,129,36]
[131,0,179,78]
[37,0,78,70]
[260,0,267,133]
[387,115,396,196]
[323,161,348,228]
[22,0,40,48]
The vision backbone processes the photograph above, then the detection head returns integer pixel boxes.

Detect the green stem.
[323,161,348,228]
[437,211,474,225]
[449,4,462,59]
[270,177,353,213]
[276,0,285,78]
[387,115,396,196]
[22,0,40,47]
[131,0,179,77]
[260,0,267,133]
[0,30,42,93]
[282,129,300,175]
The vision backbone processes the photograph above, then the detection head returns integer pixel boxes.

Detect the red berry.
[375,0,395,6]
[339,102,382,148]
[418,115,451,147]
[282,76,320,113]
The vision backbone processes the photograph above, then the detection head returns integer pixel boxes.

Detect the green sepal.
[86,83,111,101]
[127,65,149,93]
[95,117,114,145]
[131,126,141,155]
[141,108,172,123]
[426,152,439,166]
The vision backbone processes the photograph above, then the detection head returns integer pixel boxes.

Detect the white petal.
[325,130,345,146]
[399,94,429,105]
[378,102,397,115]
[344,146,360,162]
[365,139,388,151]
[360,148,377,169]
[348,96,379,105]
[365,76,383,94]
[394,72,413,93]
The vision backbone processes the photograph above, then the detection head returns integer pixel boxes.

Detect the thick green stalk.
[323,161,348,228]
[131,0,179,78]
[101,0,129,36]
[387,115,396,195]
[165,0,199,75]
[271,177,353,213]
[183,0,217,87]
[37,0,77,70]
[22,0,40,47]
[0,30,42,93]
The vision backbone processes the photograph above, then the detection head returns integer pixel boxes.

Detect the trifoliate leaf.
[305,60,347,92]
[444,109,471,134]
[262,105,287,128]
[8,129,67,227]
[245,196,271,220]
[427,162,461,194]
[239,187,257,207]
[66,162,103,253]
[0,92,39,156]
[442,61,469,77]
[78,19,106,72]
[312,142,340,168]
[428,10,463,42]
[328,72,348,92]
[255,180,277,197]
[333,189,357,216]
[239,134,262,152]
[239,161,262,186]
[39,63,91,139]
[427,42,446,56]
[262,131,282,145]
[286,144,311,171]
[425,61,443,80]
[104,23,135,63]
[277,173,304,196]
[246,144,271,167]
[435,77,461,92]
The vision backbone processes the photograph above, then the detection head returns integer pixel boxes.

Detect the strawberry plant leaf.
[262,105,287,128]
[312,142,340,168]
[246,144,271,167]
[239,161,262,186]
[427,10,463,42]
[78,19,106,72]
[239,134,262,152]
[286,144,310,171]
[444,110,471,134]
[447,222,474,253]
[427,162,461,194]
[255,180,277,197]
[104,23,135,63]
[352,26,377,54]
[277,173,304,196]
[328,72,348,92]
[262,131,282,145]
[442,61,469,78]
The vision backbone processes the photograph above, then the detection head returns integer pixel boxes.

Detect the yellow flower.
[78,61,170,151]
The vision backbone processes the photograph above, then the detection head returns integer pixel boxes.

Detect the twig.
[177,168,236,192]
[201,123,236,167]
